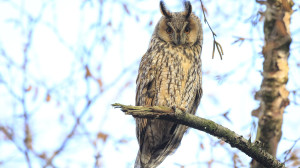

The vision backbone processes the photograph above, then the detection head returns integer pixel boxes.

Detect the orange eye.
[166,27,172,34]
[184,26,190,34]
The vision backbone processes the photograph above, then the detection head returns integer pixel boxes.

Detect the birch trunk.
[251,0,294,167]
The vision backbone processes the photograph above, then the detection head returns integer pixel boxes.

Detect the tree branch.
[112,103,286,168]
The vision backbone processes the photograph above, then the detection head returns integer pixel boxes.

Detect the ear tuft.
[160,1,171,18]
[183,0,192,18]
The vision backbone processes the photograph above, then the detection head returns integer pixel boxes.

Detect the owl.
[135,1,203,168]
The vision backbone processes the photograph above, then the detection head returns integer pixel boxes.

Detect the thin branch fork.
[112,103,286,168]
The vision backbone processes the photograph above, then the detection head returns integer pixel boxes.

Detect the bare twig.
[112,103,286,168]
[199,0,224,60]
[283,137,300,163]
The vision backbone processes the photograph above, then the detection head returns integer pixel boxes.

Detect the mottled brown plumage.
[135,1,203,168]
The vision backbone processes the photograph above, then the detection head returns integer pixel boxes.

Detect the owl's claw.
[171,106,186,113]
[171,105,177,113]
[178,107,186,113]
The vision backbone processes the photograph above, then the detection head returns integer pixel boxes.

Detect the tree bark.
[112,103,286,168]
[251,0,294,167]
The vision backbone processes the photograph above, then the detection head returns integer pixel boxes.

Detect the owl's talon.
[171,106,176,113]
[171,106,186,113]
[178,107,186,113]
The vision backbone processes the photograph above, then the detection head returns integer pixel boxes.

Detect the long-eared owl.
[135,1,203,168]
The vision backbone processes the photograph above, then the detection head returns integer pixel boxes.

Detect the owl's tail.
[134,151,142,168]
[134,124,188,168]
[134,150,161,168]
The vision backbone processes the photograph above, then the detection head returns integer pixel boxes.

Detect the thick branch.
[112,103,286,168]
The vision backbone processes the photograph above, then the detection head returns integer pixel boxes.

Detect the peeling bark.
[251,0,293,167]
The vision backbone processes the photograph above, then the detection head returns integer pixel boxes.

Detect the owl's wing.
[135,53,155,145]
[190,84,202,115]
[189,73,202,114]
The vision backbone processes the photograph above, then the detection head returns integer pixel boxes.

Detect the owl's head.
[154,1,203,46]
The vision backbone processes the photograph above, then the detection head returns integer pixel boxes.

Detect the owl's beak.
[174,35,185,46]
[175,36,181,45]
[174,33,184,45]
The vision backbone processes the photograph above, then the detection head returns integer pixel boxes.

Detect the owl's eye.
[184,26,190,34]
[166,26,173,34]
